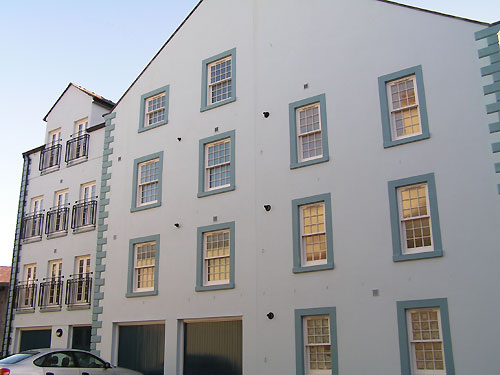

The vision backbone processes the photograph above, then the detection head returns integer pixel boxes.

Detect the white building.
[5,1,500,375]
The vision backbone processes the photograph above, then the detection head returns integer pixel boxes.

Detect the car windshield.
[0,351,39,364]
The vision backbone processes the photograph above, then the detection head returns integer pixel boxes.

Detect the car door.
[37,351,80,375]
[72,350,113,375]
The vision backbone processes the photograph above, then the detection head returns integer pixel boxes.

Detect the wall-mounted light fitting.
[177,137,182,142]
[263,111,270,118]
[264,204,271,212]
[267,312,274,320]
[174,223,180,228]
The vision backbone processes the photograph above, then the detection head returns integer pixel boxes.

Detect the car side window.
[35,352,76,367]
[73,351,106,368]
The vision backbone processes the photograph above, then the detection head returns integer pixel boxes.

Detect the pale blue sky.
[0,0,498,266]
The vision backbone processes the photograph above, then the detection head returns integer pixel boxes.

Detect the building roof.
[0,267,11,284]
[43,83,116,122]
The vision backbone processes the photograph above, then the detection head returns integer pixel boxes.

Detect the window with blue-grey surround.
[138,85,169,132]
[388,173,442,262]
[289,94,329,169]
[378,65,430,148]
[196,221,235,292]
[126,234,160,297]
[295,307,338,375]
[292,193,334,273]
[201,48,236,112]
[198,130,235,197]
[396,298,454,375]
[131,151,163,212]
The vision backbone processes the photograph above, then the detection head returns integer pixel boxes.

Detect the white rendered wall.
[95,0,500,374]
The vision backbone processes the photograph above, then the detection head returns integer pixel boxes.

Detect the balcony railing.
[65,273,92,307]
[39,143,62,172]
[45,206,70,237]
[65,133,89,164]
[38,277,64,309]
[14,282,37,312]
[21,212,44,241]
[71,199,97,232]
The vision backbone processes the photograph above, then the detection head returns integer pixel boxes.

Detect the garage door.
[118,324,165,375]
[183,320,242,375]
[19,329,51,351]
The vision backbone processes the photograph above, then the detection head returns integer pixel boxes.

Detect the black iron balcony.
[38,277,64,310]
[14,282,37,312]
[65,273,92,307]
[71,199,97,232]
[21,212,44,241]
[65,133,89,164]
[45,205,70,237]
[39,142,62,172]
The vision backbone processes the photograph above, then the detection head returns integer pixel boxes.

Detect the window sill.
[73,226,96,235]
[383,132,430,148]
[46,232,68,240]
[200,97,236,112]
[197,185,235,198]
[138,121,168,133]
[196,282,234,292]
[293,263,334,274]
[66,157,88,168]
[290,156,329,170]
[131,202,161,213]
[40,166,60,176]
[15,309,35,314]
[393,249,443,262]
[125,290,158,298]
[40,306,62,313]
[67,305,91,311]
[22,237,42,244]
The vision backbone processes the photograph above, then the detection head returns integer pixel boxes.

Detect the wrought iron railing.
[65,273,92,307]
[21,212,44,241]
[38,277,64,309]
[39,143,62,172]
[71,199,97,231]
[65,133,89,164]
[45,206,70,236]
[14,282,37,311]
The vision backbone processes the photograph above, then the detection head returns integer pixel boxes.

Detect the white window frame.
[31,196,43,214]
[300,201,328,267]
[207,55,232,106]
[80,181,96,201]
[144,92,166,128]
[397,183,433,255]
[296,102,323,163]
[75,117,88,135]
[23,264,37,308]
[133,241,156,292]
[137,158,160,207]
[303,315,332,375]
[54,189,69,208]
[203,229,231,287]
[48,259,62,306]
[205,138,231,191]
[407,308,446,375]
[48,128,61,146]
[387,75,422,141]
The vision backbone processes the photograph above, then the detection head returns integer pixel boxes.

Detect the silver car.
[0,348,143,375]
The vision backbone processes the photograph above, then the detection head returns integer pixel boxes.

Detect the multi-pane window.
[23,264,37,308]
[388,173,442,262]
[300,202,327,266]
[398,184,432,253]
[378,66,430,148]
[196,222,235,291]
[292,193,333,273]
[134,242,156,292]
[145,93,166,127]
[206,138,231,190]
[304,315,332,374]
[388,75,421,140]
[297,103,323,162]
[208,56,232,105]
[198,131,235,198]
[407,308,446,374]
[75,118,88,135]
[204,230,230,285]
[289,94,329,169]
[48,260,62,305]
[138,159,159,206]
